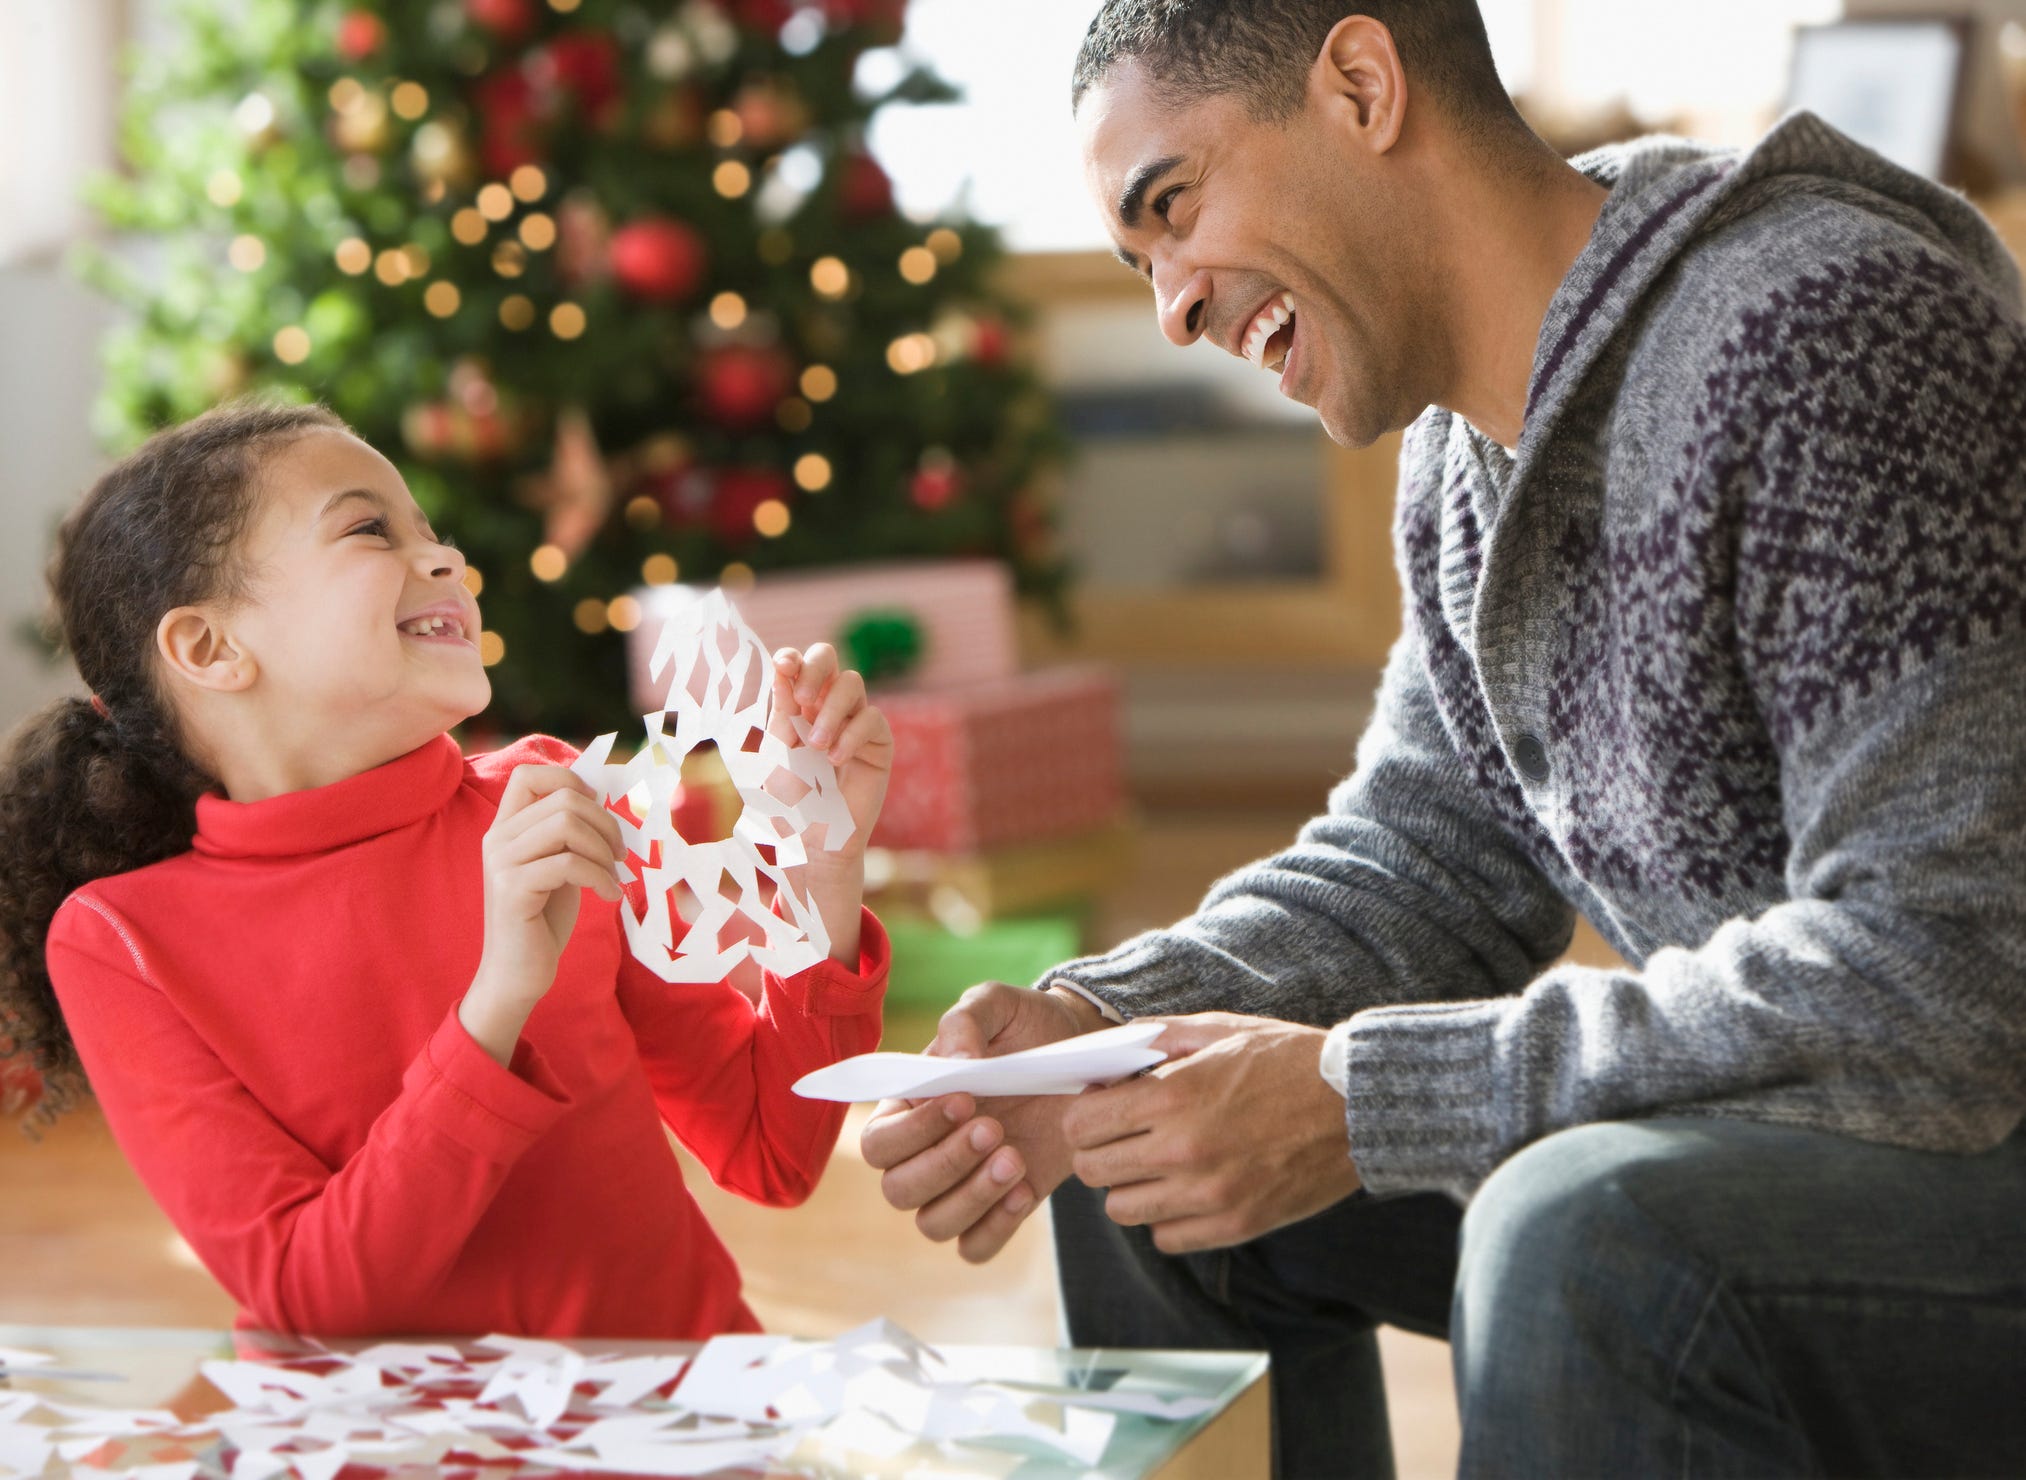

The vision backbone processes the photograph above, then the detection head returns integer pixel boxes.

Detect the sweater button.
[1512,733,1550,783]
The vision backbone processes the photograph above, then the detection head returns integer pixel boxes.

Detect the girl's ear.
[156,606,257,695]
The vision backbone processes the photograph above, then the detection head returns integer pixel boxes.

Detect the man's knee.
[1455,1120,1714,1363]
[1463,1122,1680,1269]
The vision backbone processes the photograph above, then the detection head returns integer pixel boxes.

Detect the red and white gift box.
[870,665,1125,854]
[630,559,1017,711]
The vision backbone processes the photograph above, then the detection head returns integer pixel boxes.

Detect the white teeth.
[400,614,463,639]
[1243,291,1297,370]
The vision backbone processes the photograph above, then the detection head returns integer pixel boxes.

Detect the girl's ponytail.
[0,398,346,1120]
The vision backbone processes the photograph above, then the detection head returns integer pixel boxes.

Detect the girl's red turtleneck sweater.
[44,733,888,1340]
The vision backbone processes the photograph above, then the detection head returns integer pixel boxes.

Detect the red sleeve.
[47,895,572,1336]
[614,908,888,1207]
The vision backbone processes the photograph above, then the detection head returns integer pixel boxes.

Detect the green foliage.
[84,0,1067,736]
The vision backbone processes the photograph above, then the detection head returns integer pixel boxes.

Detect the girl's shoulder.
[461,733,583,807]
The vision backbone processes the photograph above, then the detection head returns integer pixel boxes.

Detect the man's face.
[1078,59,1431,448]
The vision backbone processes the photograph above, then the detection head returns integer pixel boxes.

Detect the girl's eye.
[1154,185,1184,221]
[349,516,392,539]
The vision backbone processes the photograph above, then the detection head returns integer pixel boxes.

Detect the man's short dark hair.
[1071,0,1525,138]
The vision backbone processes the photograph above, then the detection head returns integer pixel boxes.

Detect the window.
[867,0,1838,253]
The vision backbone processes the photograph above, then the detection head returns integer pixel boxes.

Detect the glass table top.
[0,1324,1268,1478]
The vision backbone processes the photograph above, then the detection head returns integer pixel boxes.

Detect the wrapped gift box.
[872,817,1138,923]
[880,909,1087,1013]
[872,665,1124,854]
[631,559,1017,711]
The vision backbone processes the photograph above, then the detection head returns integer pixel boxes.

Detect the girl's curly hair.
[0,398,346,1124]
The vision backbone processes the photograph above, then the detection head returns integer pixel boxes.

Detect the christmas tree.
[80,0,1066,735]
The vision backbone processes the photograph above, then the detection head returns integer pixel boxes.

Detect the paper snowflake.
[571,588,856,983]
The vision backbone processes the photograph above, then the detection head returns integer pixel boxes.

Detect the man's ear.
[157,606,257,696]
[1313,14,1407,155]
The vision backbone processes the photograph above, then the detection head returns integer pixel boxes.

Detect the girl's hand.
[771,644,894,853]
[771,645,893,966]
[462,765,624,1065]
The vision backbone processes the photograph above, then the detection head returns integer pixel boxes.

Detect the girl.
[0,399,894,1339]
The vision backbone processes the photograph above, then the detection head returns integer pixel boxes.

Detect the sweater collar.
[192,734,465,859]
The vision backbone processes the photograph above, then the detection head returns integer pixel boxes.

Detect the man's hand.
[1063,1013,1361,1254]
[860,982,1106,1263]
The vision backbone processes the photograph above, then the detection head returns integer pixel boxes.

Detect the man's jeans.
[1052,1117,2026,1478]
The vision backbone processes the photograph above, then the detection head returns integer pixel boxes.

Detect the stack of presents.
[629,561,1132,1014]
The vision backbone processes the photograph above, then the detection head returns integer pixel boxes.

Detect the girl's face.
[225,427,489,763]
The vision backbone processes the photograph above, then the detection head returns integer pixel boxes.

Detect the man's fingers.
[1070,1129,1164,1190]
[1061,1076,1165,1150]
[860,1094,975,1174]
[931,983,1019,1058]
[956,1181,1043,1265]
[1147,1213,1239,1257]
[879,1115,1003,1213]
[913,1143,1027,1243]
[1147,1015,1245,1058]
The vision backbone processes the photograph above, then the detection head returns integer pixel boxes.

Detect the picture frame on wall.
[1786,16,1972,183]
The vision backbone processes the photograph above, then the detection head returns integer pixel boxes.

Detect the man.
[865,1,2026,1475]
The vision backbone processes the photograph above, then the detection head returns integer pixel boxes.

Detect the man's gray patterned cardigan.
[1051,113,2026,1202]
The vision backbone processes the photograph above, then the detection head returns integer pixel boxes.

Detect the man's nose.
[1154,262,1209,348]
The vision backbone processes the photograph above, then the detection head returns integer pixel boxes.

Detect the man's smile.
[1240,289,1298,374]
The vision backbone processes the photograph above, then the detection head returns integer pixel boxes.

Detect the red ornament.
[971,314,1011,368]
[473,66,543,176]
[838,151,893,221]
[910,464,963,512]
[539,31,625,128]
[466,0,537,42]
[609,216,709,302]
[697,343,796,431]
[708,467,793,546]
[335,9,386,61]
[728,0,795,31]
[664,466,793,545]
[823,0,906,43]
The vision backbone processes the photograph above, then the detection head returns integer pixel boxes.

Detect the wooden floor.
[0,806,1498,1478]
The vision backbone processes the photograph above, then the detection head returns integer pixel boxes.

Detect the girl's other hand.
[771,644,894,851]
[461,764,624,1065]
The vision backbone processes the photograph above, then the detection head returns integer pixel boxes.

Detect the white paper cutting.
[793,1020,1169,1102]
[570,586,856,984]
[0,1314,1223,1478]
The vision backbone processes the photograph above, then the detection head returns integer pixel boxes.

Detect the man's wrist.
[1044,982,1111,1034]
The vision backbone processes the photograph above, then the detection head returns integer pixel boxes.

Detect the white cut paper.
[793,1021,1169,1102]
[571,587,855,984]
[0,1315,1222,1478]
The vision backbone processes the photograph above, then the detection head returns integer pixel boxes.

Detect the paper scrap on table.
[570,586,855,985]
[793,1020,1168,1102]
[0,1312,1232,1477]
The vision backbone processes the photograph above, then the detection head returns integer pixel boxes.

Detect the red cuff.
[412,1008,572,1160]
[776,907,889,1017]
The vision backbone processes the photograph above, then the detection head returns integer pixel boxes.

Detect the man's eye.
[1154,185,1183,221]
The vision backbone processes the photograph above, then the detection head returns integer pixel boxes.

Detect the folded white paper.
[570,587,855,985]
[792,1021,1168,1102]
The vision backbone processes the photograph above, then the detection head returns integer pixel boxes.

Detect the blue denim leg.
[1052,1176,1460,1479]
[1453,1118,2026,1478]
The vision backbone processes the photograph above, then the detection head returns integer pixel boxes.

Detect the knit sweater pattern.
[1054,113,2026,1200]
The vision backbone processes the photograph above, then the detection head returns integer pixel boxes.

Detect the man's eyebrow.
[1114,244,1147,277]
[1117,153,1185,230]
